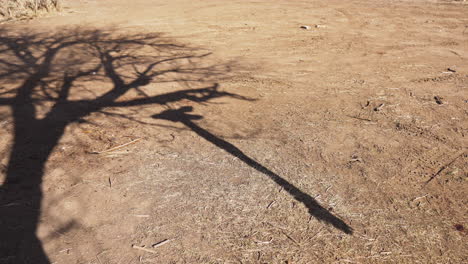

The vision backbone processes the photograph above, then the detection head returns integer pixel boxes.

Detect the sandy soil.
[0,0,467,263]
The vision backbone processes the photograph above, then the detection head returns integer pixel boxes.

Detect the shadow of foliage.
[0,26,243,264]
[0,26,352,264]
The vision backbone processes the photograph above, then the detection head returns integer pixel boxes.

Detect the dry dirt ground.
[0,0,467,263]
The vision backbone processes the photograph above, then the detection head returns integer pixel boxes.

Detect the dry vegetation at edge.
[0,0,60,21]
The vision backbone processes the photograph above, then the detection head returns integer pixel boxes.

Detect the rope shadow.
[152,106,353,234]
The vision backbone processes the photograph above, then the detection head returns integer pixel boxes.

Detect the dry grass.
[0,0,60,21]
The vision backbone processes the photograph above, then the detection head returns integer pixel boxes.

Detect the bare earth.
[0,0,467,263]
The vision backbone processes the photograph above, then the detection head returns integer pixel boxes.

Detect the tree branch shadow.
[0,26,351,264]
[0,26,241,264]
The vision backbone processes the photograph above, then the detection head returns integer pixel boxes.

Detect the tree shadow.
[0,26,351,263]
[0,26,243,264]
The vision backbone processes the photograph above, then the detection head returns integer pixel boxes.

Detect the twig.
[361,100,370,109]
[412,194,428,201]
[1,202,21,207]
[266,201,275,209]
[255,238,273,244]
[89,138,142,154]
[373,103,385,111]
[152,239,172,248]
[59,248,72,253]
[133,214,150,218]
[281,231,299,245]
[347,115,373,122]
[131,245,158,254]
[425,150,466,185]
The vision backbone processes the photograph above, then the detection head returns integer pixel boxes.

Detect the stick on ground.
[90,138,142,154]
[152,239,172,248]
[131,245,158,254]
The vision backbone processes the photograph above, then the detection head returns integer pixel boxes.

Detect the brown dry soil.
[0,0,467,263]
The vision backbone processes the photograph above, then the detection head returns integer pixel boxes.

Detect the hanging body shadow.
[0,27,351,264]
[153,106,353,234]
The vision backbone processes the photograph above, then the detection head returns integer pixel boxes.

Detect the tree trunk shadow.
[0,27,239,263]
[0,26,352,263]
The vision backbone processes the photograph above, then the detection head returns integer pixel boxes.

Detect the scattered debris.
[1,202,21,207]
[59,248,72,254]
[133,215,150,218]
[361,100,370,109]
[446,167,459,176]
[266,200,275,209]
[152,239,172,249]
[447,66,457,73]
[412,194,428,202]
[96,255,103,264]
[300,25,311,30]
[131,245,158,254]
[434,96,443,105]
[454,224,464,232]
[347,115,373,122]
[255,238,273,244]
[349,156,362,163]
[413,74,455,83]
[89,138,142,154]
[281,231,299,245]
[102,151,132,157]
[425,150,466,184]
[373,103,385,111]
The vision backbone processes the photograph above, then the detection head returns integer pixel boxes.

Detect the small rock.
[300,25,311,30]
[315,24,325,28]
